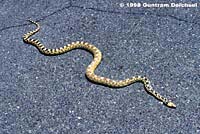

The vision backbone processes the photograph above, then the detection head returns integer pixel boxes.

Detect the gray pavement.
[0,0,199,133]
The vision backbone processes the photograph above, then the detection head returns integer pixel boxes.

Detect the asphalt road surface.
[0,0,199,133]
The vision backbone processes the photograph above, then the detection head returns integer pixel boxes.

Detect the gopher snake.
[23,20,176,108]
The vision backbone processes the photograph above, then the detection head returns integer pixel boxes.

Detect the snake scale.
[23,20,176,108]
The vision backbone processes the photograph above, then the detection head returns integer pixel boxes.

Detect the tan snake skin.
[23,20,176,108]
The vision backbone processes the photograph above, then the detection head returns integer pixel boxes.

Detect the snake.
[22,20,176,108]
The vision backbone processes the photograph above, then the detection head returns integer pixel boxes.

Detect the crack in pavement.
[0,3,72,33]
[36,5,71,22]
[72,5,199,25]
[0,2,198,33]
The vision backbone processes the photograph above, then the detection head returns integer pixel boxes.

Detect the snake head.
[165,101,176,108]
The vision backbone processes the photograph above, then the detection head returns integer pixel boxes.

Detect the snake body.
[23,20,176,108]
